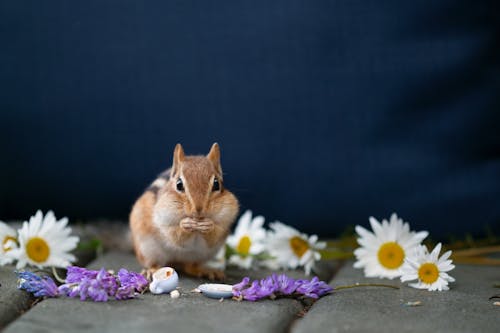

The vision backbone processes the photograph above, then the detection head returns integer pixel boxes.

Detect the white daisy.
[205,244,226,270]
[0,221,18,265]
[400,243,455,291]
[226,210,267,269]
[9,210,79,269]
[266,221,326,275]
[353,213,428,279]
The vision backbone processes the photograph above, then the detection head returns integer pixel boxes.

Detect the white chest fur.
[151,210,220,263]
[164,233,217,263]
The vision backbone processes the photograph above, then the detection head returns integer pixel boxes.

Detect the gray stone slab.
[4,251,318,333]
[292,261,499,333]
[0,265,35,329]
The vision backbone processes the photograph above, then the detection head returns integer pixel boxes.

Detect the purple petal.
[232,277,251,297]
[65,266,98,283]
[295,276,333,298]
[16,271,59,298]
[117,268,148,292]
[274,274,298,295]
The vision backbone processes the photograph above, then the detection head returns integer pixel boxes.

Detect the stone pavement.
[292,262,499,333]
[0,266,34,329]
[2,253,499,333]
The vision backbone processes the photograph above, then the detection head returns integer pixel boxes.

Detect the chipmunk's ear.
[207,143,222,175]
[172,143,185,175]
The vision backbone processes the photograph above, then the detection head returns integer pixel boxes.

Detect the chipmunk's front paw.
[193,220,214,234]
[183,263,225,281]
[141,266,160,281]
[180,218,197,232]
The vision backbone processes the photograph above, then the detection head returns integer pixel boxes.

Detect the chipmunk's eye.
[212,178,220,192]
[176,178,184,192]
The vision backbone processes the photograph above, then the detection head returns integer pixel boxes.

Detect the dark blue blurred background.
[1,0,499,237]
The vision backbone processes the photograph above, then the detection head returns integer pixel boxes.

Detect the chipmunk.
[129,143,239,280]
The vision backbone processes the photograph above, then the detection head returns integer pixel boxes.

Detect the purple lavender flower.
[117,269,148,291]
[115,268,148,300]
[16,271,59,298]
[65,266,98,283]
[295,276,333,298]
[240,280,262,301]
[256,276,278,298]
[59,268,118,302]
[83,278,109,302]
[234,277,277,301]
[272,273,298,295]
[84,268,118,302]
[57,283,80,298]
[115,285,135,300]
[19,266,147,302]
[58,266,100,299]
[232,274,332,301]
[232,276,251,298]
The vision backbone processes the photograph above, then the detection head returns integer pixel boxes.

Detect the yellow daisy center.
[377,242,405,269]
[26,237,50,263]
[2,236,17,252]
[289,236,309,258]
[237,235,251,256]
[418,262,439,284]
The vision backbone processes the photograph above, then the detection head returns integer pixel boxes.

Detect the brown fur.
[129,143,239,279]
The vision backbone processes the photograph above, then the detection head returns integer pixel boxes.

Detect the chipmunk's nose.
[189,203,204,218]
[187,195,205,218]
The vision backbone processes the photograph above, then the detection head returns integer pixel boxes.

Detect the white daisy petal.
[234,210,252,236]
[229,255,253,269]
[299,250,313,266]
[439,272,456,282]
[250,243,265,254]
[309,234,318,244]
[430,243,442,262]
[400,273,418,282]
[355,225,375,241]
[250,216,265,230]
[438,250,452,263]
[369,217,384,238]
[438,262,455,272]
[313,251,321,260]
[315,241,327,249]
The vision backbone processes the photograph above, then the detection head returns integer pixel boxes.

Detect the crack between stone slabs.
[284,260,347,333]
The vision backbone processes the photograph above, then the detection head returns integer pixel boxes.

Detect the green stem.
[318,249,355,260]
[335,283,399,291]
[51,267,66,284]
